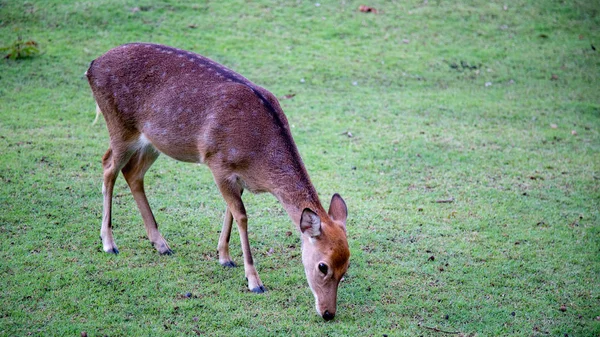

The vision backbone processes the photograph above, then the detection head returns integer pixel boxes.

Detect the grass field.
[1,0,599,336]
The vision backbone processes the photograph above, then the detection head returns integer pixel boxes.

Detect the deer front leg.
[214,176,265,293]
[234,211,265,293]
[218,206,236,267]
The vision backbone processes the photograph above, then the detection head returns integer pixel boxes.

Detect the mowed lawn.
[1,1,598,336]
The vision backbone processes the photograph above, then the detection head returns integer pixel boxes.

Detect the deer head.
[300,194,350,321]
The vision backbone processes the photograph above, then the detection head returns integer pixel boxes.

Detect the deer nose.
[322,310,335,321]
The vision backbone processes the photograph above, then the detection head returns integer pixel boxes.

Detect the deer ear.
[328,193,348,226]
[300,208,321,238]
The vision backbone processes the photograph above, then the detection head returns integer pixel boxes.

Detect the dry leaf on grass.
[358,5,378,13]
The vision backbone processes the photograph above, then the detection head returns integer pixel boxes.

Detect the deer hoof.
[159,248,173,255]
[152,241,172,255]
[106,247,119,254]
[220,261,236,268]
[250,285,266,294]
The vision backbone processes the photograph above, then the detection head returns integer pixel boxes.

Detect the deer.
[85,43,350,321]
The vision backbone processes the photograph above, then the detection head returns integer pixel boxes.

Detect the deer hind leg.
[214,174,265,293]
[121,146,172,255]
[101,147,135,254]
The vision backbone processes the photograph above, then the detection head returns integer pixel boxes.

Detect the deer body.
[86,43,350,320]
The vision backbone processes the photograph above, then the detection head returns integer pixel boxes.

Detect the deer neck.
[271,167,325,228]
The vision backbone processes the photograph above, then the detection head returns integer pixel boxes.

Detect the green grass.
[1,0,599,336]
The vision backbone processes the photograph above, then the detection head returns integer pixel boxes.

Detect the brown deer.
[86,43,350,320]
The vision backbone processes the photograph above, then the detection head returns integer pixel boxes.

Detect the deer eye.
[318,263,328,275]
